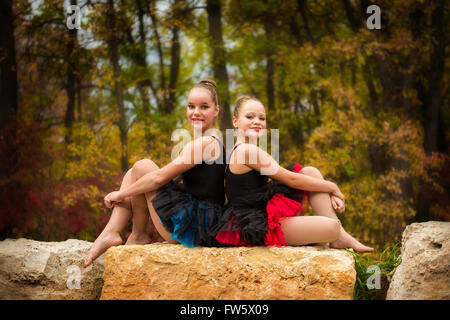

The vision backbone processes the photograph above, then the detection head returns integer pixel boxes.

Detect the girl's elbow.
[290,175,303,190]
[154,172,166,187]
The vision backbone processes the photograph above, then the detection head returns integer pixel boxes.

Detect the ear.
[232,116,238,128]
[215,105,220,118]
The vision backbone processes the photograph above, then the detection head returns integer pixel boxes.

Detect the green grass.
[346,243,402,300]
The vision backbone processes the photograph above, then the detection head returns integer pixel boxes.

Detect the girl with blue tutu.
[85,78,226,266]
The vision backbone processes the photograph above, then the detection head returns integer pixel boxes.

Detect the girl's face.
[186,87,219,132]
[233,99,266,139]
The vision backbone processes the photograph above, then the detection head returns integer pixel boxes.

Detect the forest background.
[0,0,448,254]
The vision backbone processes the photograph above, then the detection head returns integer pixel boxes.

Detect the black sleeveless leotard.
[212,143,307,247]
[151,135,226,247]
[181,143,225,205]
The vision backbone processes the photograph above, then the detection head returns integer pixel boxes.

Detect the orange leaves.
[298,104,432,249]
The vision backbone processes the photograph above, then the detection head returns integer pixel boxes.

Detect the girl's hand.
[104,191,124,209]
[331,195,345,213]
[329,182,345,202]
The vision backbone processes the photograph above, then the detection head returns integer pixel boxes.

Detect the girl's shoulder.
[189,134,221,148]
[234,142,266,156]
[230,143,269,167]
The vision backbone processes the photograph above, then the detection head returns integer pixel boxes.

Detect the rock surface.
[386,221,450,300]
[100,243,356,300]
[0,238,104,300]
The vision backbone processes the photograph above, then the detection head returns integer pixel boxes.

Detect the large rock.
[101,243,356,300]
[0,238,104,300]
[386,221,450,300]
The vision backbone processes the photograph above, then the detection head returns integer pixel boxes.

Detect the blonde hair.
[233,95,262,118]
[193,78,218,105]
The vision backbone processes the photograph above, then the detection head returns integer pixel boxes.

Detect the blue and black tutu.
[151,181,224,247]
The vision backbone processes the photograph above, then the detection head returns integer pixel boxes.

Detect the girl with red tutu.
[213,95,373,252]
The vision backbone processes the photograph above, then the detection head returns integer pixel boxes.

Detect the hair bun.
[199,78,217,90]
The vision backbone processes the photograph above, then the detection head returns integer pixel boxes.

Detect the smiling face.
[233,99,266,139]
[186,87,219,132]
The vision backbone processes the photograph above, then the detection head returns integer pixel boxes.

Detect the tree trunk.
[135,0,152,152]
[264,14,276,122]
[341,0,360,32]
[415,0,447,222]
[289,12,303,46]
[64,0,78,145]
[149,1,166,112]
[372,52,396,111]
[424,0,446,155]
[362,60,379,113]
[107,0,128,171]
[342,0,379,112]
[206,0,232,130]
[297,0,314,43]
[0,0,18,179]
[76,76,82,121]
[311,89,320,117]
[167,23,180,114]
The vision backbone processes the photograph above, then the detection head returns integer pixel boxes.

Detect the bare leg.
[280,215,341,245]
[127,159,178,244]
[84,170,133,266]
[300,166,374,252]
[144,191,178,244]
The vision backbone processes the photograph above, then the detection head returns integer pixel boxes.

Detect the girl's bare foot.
[84,231,123,267]
[125,232,152,245]
[330,229,374,253]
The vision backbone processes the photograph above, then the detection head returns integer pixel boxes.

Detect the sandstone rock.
[101,243,356,300]
[0,238,104,300]
[386,221,450,300]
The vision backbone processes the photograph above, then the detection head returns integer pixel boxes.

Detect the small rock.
[386,221,450,300]
[0,238,104,299]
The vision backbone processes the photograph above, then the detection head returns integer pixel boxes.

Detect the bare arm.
[105,136,218,206]
[239,144,344,199]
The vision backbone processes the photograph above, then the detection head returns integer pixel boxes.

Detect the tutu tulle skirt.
[213,163,309,247]
[151,182,224,247]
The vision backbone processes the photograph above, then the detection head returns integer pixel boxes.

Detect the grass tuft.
[346,243,402,300]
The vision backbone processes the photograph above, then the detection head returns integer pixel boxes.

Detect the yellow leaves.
[377,170,409,198]
[357,53,366,66]
[58,185,102,208]
[336,174,415,249]
[64,123,119,182]
[299,105,430,249]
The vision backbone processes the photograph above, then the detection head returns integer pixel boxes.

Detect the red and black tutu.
[212,163,308,247]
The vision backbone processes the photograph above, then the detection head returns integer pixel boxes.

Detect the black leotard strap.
[210,135,221,144]
[225,143,243,173]
[208,135,226,169]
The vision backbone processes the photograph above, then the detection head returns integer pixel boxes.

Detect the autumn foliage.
[0,0,448,252]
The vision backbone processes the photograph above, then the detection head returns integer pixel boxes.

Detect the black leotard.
[225,143,269,205]
[151,135,226,247]
[182,136,226,205]
[212,143,306,246]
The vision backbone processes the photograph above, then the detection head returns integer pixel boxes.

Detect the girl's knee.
[132,159,158,179]
[122,168,134,184]
[301,166,323,179]
[327,219,342,242]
